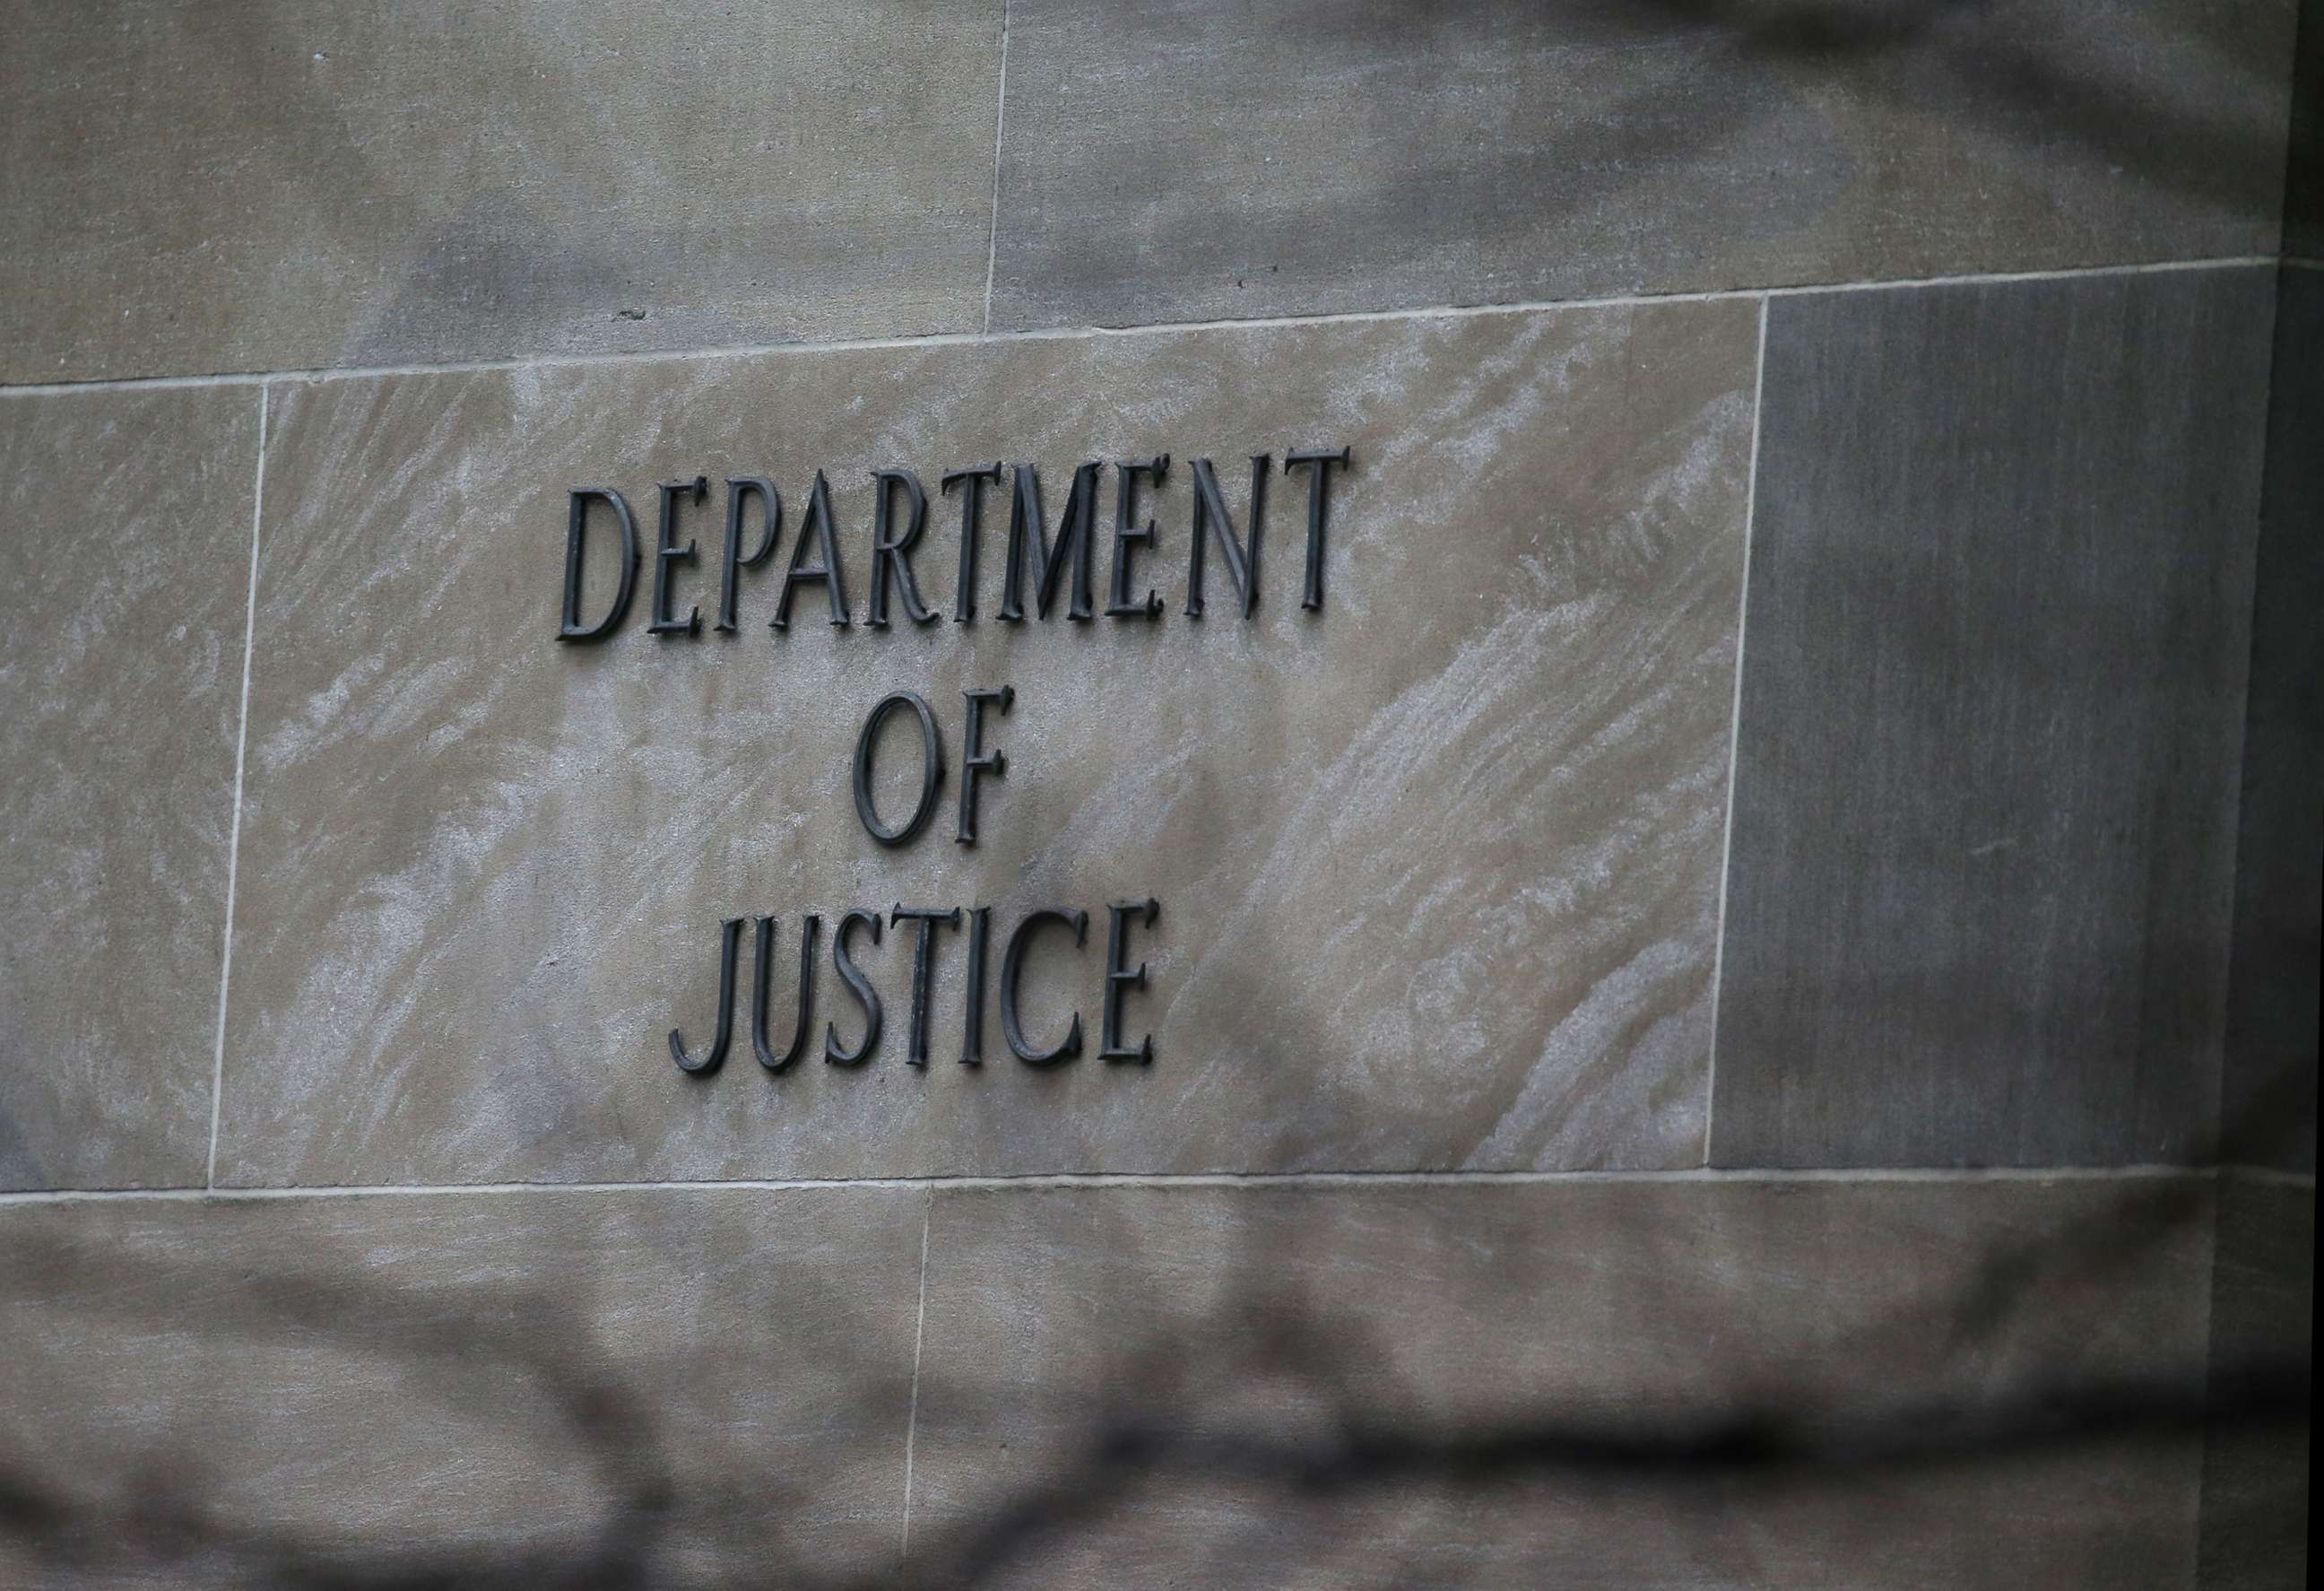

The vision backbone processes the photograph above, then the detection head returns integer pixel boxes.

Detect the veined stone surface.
[213,299,1755,1184]
[0,386,257,1191]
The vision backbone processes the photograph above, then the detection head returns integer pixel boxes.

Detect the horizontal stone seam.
[1,1165,2304,1208]
[0,256,2277,399]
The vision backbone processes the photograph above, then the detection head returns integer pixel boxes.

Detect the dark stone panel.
[1713,267,2276,1168]
[2196,1174,2313,1588]
[2223,267,2322,1172]
[2285,0,2322,256]
[987,0,2297,334]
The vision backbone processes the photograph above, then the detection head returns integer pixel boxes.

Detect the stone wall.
[1,3,2312,1586]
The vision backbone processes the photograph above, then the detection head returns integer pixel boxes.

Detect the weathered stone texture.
[908,1177,2215,1589]
[215,299,1755,1184]
[0,1187,924,1587]
[0,386,257,1190]
[989,0,2297,333]
[2223,266,2321,1172]
[0,0,1004,384]
[2196,1175,2315,1588]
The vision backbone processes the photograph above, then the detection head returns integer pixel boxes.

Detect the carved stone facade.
[1,3,2312,1585]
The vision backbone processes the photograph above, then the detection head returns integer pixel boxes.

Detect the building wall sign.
[201,305,1754,1183]
[557,450,1351,1079]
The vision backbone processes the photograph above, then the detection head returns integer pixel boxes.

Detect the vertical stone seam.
[1702,295,1770,1169]
[207,381,267,1190]
[2189,1170,2225,1591]
[2210,266,2290,1171]
[898,1184,934,1577]
[980,0,1011,335]
[2221,257,2317,1174]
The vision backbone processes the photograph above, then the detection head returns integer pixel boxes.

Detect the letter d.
[559,487,641,642]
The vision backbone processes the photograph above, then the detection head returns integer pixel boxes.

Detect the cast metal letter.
[649,475,707,637]
[1283,447,1350,613]
[559,487,640,642]
[1100,897,1159,1064]
[751,913,819,1074]
[670,916,744,1074]
[716,476,782,633]
[1002,907,1088,1067]
[1106,455,1169,618]
[956,684,1013,846]
[942,463,1002,624]
[961,904,992,1065]
[1184,455,1269,620]
[867,468,939,628]
[773,469,852,630]
[826,909,883,1065]
[891,905,961,1068]
[853,691,946,847]
[1000,462,1102,622]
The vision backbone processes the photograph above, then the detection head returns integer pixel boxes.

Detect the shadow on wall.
[0,1083,2310,1588]
[0,0,2311,1584]
[160,0,2308,364]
